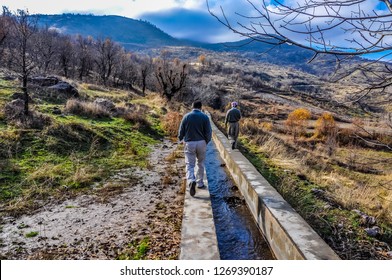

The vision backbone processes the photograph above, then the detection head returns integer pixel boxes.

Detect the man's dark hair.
[192,101,202,109]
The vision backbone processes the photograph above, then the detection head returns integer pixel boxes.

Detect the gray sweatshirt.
[178,109,212,143]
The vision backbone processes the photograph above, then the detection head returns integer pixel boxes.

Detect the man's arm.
[178,116,186,141]
[205,117,212,143]
[225,109,230,126]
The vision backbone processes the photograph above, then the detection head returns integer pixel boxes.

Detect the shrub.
[65,99,111,119]
[313,112,338,155]
[285,108,311,140]
[161,111,183,137]
[241,118,260,135]
[122,111,150,128]
[314,112,337,139]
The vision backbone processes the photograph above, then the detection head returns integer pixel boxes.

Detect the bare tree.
[75,35,94,81]
[207,0,392,103]
[0,7,11,47]
[9,9,38,115]
[0,7,11,66]
[154,51,188,101]
[139,56,153,95]
[57,35,74,78]
[113,50,138,89]
[94,37,121,86]
[34,26,58,74]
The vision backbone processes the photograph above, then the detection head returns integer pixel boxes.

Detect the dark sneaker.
[232,142,236,150]
[189,181,196,197]
[198,185,207,189]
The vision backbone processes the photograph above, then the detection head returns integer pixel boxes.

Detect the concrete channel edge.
[179,169,220,260]
[209,117,340,260]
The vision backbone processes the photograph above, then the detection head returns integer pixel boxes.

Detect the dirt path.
[0,139,185,260]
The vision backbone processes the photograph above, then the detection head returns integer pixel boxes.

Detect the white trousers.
[184,140,207,187]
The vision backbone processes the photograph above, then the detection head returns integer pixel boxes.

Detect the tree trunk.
[22,74,28,115]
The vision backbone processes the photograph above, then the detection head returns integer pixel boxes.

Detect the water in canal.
[205,141,275,260]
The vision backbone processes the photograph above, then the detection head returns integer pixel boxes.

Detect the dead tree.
[75,35,94,81]
[33,26,58,74]
[10,9,38,115]
[94,37,120,86]
[140,56,153,95]
[0,8,11,66]
[154,53,187,101]
[0,7,10,47]
[57,35,74,78]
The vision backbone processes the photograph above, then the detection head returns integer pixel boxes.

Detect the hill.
[35,14,340,75]
[35,14,182,50]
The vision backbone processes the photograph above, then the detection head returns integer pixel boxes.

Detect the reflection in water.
[205,142,274,260]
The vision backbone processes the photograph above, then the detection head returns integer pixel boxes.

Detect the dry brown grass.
[4,101,52,129]
[245,128,392,222]
[121,104,151,128]
[65,99,111,118]
[161,111,183,138]
[0,129,21,159]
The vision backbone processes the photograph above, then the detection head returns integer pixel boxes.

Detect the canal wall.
[179,171,220,260]
[210,118,340,260]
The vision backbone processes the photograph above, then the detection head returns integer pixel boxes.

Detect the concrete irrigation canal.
[179,116,340,260]
[205,141,274,260]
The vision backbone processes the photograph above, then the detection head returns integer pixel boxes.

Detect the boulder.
[93,98,115,111]
[48,81,79,98]
[29,76,60,87]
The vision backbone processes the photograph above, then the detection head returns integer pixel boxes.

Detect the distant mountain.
[204,39,329,75]
[33,14,348,75]
[35,14,183,50]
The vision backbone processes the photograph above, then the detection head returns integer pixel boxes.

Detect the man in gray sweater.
[225,101,241,149]
[178,101,212,197]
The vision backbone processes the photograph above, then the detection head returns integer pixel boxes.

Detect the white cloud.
[1,0,205,17]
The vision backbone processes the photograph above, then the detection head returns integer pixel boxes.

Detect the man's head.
[231,101,238,107]
[192,101,202,109]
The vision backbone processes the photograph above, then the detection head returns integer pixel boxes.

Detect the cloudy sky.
[1,0,252,43]
[2,0,391,48]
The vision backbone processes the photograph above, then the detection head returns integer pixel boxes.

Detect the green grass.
[0,79,164,215]
[117,237,150,260]
[0,115,161,203]
[0,78,18,108]
[25,231,39,238]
